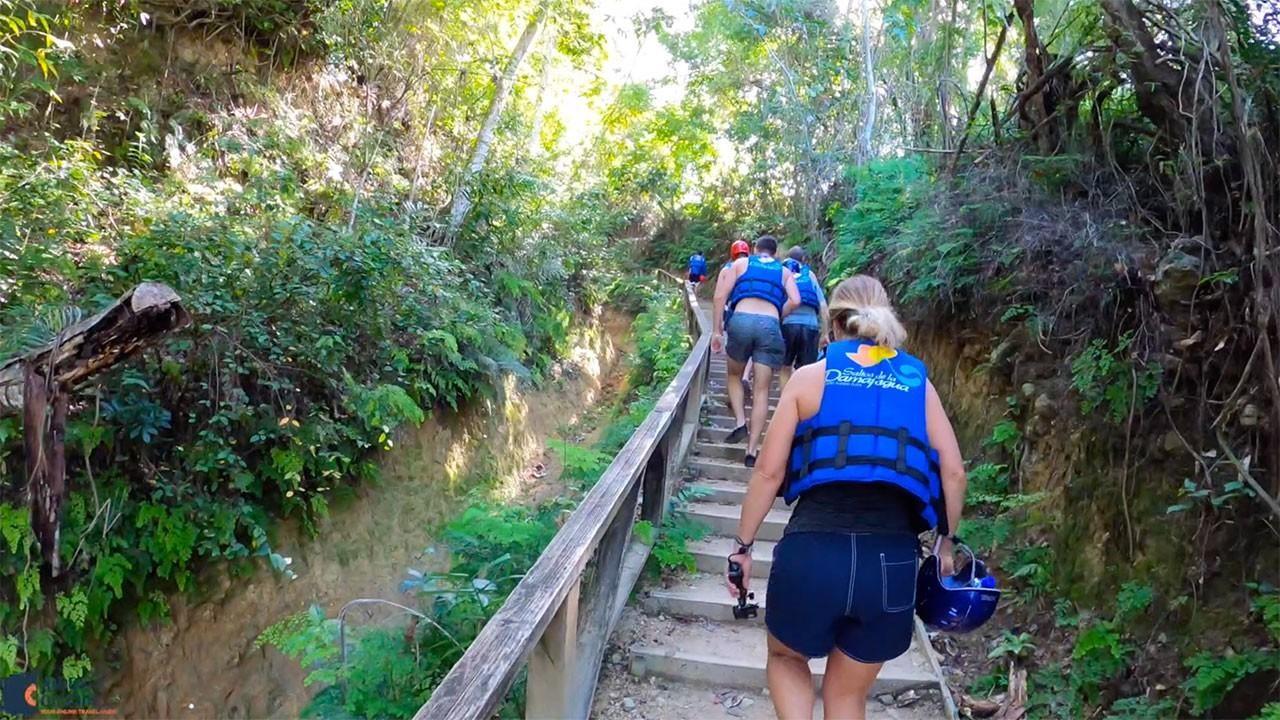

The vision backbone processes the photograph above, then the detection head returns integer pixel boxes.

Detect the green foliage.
[1070,334,1161,424]
[968,666,1009,697]
[1184,649,1280,715]
[984,420,1022,454]
[628,288,691,391]
[1008,545,1054,599]
[0,5,649,672]
[554,442,610,488]
[830,158,929,281]
[1253,585,1280,643]
[1166,475,1260,515]
[268,501,562,719]
[1102,695,1177,719]
[961,514,1016,554]
[989,631,1037,661]
[1071,620,1133,707]
[1257,702,1280,720]
[1026,664,1073,719]
[648,487,711,576]
[1115,582,1154,621]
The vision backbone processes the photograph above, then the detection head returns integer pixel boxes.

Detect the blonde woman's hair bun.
[828,276,907,348]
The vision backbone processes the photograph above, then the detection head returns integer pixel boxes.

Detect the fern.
[1184,650,1280,714]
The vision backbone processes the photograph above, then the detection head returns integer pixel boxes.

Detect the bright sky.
[595,0,693,103]
[552,1,692,155]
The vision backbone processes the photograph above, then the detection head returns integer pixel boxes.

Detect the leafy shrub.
[641,485,710,576]
[989,631,1037,661]
[1184,650,1280,715]
[628,288,691,390]
[1102,695,1177,719]
[554,443,611,488]
[0,107,618,680]
[1070,333,1161,424]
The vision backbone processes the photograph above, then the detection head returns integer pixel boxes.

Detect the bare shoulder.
[784,360,826,418]
[783,361,825,396]
[795,360,826,383]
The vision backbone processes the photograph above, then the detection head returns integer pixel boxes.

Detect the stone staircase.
[592,336,951,719]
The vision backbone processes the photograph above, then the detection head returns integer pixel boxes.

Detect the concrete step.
[689,535,777,579]
[685,478,786,510]
[642,571,768,623]
[698,425,779,444]
[626,615,940,695]
[595,667,942,720]
[685,501,789,542]
[708,382,781,400]
[692,439,749,461]
[689,457,753,483]
[703,414,772,431]
[705,397,780,414]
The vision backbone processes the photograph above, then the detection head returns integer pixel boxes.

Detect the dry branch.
[0,283,191,415]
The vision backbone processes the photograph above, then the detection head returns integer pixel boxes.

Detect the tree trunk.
[1097,0,1223,156]
[445,6,547,242]
[1014,0,1054,153]
[938,0,959,149]
[951,13,1013,168]
[527,30,556,156]
[857,0,877,164]
[25,366,68,577]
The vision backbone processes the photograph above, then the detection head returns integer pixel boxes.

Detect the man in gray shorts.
[711,235,800,466]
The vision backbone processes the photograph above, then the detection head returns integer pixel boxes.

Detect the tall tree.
[857,0,877,163]
[446,4,547,241]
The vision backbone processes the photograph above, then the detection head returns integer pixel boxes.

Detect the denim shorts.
[765,531,919,662]
[725,312,785,369]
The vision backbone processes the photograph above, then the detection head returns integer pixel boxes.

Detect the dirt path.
[102,313,633,719]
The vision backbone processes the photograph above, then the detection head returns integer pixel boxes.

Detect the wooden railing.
[413,283,710,720]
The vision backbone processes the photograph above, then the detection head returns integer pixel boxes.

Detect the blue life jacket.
[795,266,821,310]
[728,256,787,312]
[782,339,945,533]
[689,254,707,276]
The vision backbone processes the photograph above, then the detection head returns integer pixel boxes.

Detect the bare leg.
[747,363,774,456]
[767,633,815,720]
[822,649,882,720]
[726,357,747,428]
[779,363,794,389]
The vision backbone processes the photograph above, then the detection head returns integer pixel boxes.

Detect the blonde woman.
[726,275,968,720]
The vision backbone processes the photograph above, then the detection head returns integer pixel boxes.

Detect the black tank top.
[785,483,922,535]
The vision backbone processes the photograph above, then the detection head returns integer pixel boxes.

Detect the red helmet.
[730,240,750,259]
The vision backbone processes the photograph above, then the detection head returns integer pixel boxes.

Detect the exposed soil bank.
[101,313,631,719]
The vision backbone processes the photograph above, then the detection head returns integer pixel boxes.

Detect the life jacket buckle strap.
[896,427,909,474]
[800,427,815,479]
[835,420,852,469]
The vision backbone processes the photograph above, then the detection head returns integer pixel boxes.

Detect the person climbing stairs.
[592,302,952,720]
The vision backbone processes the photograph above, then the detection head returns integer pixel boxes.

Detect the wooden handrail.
[414,283,710,720]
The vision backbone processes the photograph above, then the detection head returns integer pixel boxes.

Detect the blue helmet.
[782,258,802,274]
[915,542,1001,633]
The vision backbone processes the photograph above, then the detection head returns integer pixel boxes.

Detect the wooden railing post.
[639,434,670,525]
[526,580,581,719]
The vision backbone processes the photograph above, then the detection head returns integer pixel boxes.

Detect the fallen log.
[0,282,191,415]
[1,282,189,576]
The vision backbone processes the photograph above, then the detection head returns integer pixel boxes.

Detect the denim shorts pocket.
[880,552,918,613]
